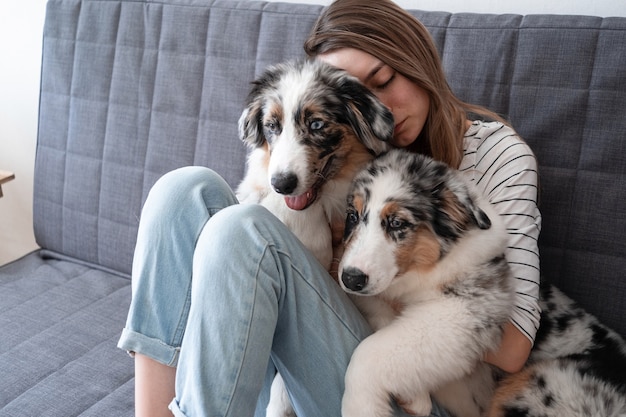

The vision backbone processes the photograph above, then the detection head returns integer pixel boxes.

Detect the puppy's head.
[238,59,393,210]
[338,149,492,295]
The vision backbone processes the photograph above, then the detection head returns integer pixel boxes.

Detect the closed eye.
[376,73,396,91]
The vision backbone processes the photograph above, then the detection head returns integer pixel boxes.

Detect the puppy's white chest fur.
[260,191,333,270]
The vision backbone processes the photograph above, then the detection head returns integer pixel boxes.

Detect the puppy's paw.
[342,391,390,417]
[266,373,296,417]
[397,392,432,416]
[342,363,391,417]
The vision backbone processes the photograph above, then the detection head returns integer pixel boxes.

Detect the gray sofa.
[1,0,624,415]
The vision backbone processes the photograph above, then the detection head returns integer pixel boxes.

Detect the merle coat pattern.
[338,149,626,417]
[235,59,394,417]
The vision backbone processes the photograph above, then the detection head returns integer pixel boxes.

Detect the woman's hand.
[484,321,532,373]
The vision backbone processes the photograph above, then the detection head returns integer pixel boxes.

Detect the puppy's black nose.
[341,267,368,292]
[271,172,298,195]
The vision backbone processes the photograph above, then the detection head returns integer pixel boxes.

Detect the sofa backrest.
[35,0,626,337]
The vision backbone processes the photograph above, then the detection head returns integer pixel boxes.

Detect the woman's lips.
[394,119,405,135]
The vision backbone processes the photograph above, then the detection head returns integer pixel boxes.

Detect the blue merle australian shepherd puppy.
[338,149,626,417]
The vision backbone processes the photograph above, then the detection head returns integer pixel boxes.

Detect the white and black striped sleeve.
[460,121,542,344]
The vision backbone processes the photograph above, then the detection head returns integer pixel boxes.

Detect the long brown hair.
[304,0,505,168]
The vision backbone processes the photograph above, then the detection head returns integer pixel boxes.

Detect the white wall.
[272,0,626,17]
[0,0,48,265]
[0,0,624,265]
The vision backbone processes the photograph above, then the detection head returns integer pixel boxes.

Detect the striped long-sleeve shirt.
[459,120,542,343]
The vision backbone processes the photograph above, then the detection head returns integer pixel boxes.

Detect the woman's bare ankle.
[134,353,177,417]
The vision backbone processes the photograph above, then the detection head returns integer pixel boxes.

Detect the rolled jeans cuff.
[117,327,180,367]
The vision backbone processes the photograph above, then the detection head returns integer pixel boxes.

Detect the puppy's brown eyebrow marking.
[353,194,365,216]
[380,201,400,223]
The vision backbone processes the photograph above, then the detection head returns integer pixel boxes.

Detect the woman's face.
[319,48,429,148]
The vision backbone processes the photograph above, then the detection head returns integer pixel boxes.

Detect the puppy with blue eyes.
[237,59,393,272]
[338,149,626,417]
[236,59,394,417]
[339,149,512,417]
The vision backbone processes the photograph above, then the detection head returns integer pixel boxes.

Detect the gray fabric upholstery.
[0,0,624,415]
[0,252,134,416]
[420,13,626,334]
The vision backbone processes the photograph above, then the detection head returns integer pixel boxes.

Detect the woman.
[118,1,541,416]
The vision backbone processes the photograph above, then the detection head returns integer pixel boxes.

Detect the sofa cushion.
[34,0,324,276]
[423,13,626,337]
[0,252,133,416]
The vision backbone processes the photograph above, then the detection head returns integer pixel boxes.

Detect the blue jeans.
[118,166,451,417]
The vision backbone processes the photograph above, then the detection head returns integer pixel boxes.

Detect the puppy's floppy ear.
[433,178,492,238]
[239,63,287,148]
[461,191,492,230]
[335,72,394,155]
[238,85,266,148]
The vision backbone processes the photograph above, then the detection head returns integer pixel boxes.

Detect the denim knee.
[142,166,238,220]
[195,204,278,252]
[119,167,238,365]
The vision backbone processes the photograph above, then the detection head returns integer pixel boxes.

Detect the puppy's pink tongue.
[284,194,309,211]
[284,189,315,211]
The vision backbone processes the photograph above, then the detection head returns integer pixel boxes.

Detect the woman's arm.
[484,321,532,373]
[461,121,541,373]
